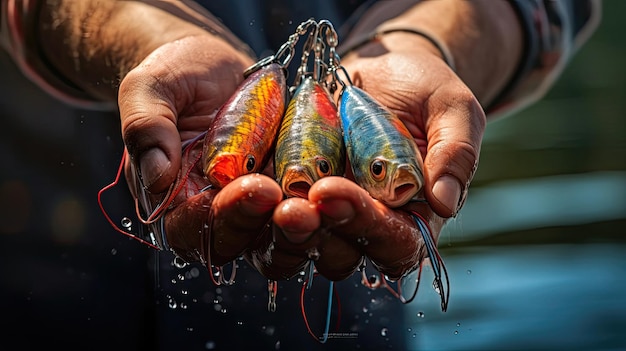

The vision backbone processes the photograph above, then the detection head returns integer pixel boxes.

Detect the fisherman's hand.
[245,32,485,282]
[117,35,284,265]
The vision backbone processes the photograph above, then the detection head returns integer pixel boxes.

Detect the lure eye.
[316,158,331,177]
[370,159,386,181]
[245,155,256,172]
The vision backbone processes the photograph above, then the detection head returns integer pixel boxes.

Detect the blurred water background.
[403,1,626,349]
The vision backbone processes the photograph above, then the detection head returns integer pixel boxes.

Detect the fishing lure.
[338,85,424,208]
[274,76,345,198]
[202,62,287,188]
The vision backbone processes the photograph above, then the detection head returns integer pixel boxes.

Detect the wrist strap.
[338,26,456,72]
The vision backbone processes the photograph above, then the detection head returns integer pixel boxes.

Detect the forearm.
[341,0,523,111]
[37,0,207,101]
[36,0,252,101]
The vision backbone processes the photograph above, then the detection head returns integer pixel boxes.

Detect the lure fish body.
[274,77,345,198]
[339,86,424,208]
[202,63,287,188]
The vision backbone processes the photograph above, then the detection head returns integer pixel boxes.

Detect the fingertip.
[309,178,358,223]
[219,174,283,216]
[123,117,183,194]
[273,198,319,244]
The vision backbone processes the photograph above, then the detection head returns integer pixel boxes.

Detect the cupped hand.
[117,35,283,264]
[246,34,486,282]
[118,32,485,285]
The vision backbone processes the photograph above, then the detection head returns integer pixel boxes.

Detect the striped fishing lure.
[339,85,424,208]
[202,63,287,188]
[274,76,345,198]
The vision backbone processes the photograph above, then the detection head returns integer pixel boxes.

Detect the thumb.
[118,66,182,194]
[423,101,485,218]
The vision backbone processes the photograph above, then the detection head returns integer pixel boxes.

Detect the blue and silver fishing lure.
[339,85,424,208]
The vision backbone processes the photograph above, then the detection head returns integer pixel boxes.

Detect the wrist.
[340,27,456,72]
[340,0,523,109]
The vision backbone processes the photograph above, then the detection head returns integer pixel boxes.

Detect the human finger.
[309,176,445,280]
[118,59,183,194]
[259,197,362,281]
[422,89,486,217]
[118,36,251,194]
[164,173,282,266]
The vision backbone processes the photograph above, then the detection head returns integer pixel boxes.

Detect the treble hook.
[408,210,450,311]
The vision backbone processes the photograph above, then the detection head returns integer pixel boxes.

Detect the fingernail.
[139,148,170,189]
[432,175,462,216]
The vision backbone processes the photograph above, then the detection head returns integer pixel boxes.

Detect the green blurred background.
[403,1,626,349]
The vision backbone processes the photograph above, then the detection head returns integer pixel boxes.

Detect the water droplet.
[180,303,188,309]
[362,307,368,313]
[248,192,253,198]
[237,321,243,326]
[262,325,276,336]
[457,322,461,327]
[454,330,459,335]
[275,340,281,350]
[412,333,417,338]
[417,311,424,318]
[380,328,388,337]
[186,327,194,332]
[213,304,222,312]
[110,248,117,255]
[249,19,255,26]
[407,327,412,332]
[205,341,216,350]
[433,280,441,294]
[220,308,227,314]
[168,298,177,309]
[178,274,185,281]
[120,217,132,229]
[467,269,472,275]
[189,267,200,278]
[173,256,188,268]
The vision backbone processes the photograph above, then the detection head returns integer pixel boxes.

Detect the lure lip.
[376,163,423,208]
[280,164,316,198]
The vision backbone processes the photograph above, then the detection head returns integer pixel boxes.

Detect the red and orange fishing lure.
[202,62,287,188]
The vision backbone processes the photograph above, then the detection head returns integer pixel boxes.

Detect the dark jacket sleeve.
[487,0,602,118]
